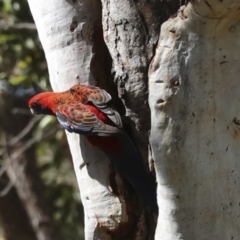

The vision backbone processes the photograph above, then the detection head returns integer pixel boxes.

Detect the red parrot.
[28,84,157,213]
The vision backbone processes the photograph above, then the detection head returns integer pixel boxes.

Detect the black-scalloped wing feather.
[56,103,119,136]
[69,85,122,128]
[94,103,122,129]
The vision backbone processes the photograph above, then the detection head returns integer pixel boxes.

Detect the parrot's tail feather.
[105,132,158,213]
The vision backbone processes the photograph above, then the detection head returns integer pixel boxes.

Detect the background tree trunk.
[0,173,37,240]
[0,83,66,240]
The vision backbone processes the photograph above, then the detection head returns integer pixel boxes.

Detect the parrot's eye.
[33,100,39,107]
[30,99,52,115]
[31,100,41,109]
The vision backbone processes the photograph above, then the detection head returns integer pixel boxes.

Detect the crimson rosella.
[28,84,157,212]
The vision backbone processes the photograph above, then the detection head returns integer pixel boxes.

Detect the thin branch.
[0,161,27,197]
[0,21,36,31]
[12,108,33,115]
[0,126,59,181]
[9,117,40,146]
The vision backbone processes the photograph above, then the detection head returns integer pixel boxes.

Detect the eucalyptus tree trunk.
[28,0,240,239]
[149,1,240,239]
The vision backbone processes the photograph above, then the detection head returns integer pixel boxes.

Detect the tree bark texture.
[149,1,240,239]
[101,0,180,160]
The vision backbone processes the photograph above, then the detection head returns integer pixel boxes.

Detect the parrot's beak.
[30,108,36,115]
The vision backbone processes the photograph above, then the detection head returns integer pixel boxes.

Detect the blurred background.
[0,0,84,239]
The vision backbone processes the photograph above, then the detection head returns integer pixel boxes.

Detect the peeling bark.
[101,0,175,159]
[149,1,240,239]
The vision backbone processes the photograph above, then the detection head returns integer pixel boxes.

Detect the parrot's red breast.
[83,104,123,154]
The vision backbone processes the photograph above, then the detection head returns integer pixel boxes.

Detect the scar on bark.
[70,19,78,32]
[233,117,240,126]
[204,0,213,11]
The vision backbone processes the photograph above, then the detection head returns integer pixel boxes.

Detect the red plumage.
[28,84,157,212]
[28,85,122,152]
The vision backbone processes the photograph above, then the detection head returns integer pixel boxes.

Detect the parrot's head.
[28,92,56,116]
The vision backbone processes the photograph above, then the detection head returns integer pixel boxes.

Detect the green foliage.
[0,0,47,87]
[0,0,84,239]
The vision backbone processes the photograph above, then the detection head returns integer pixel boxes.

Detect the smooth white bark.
[149,1,240,239]
[27,1,125,239]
